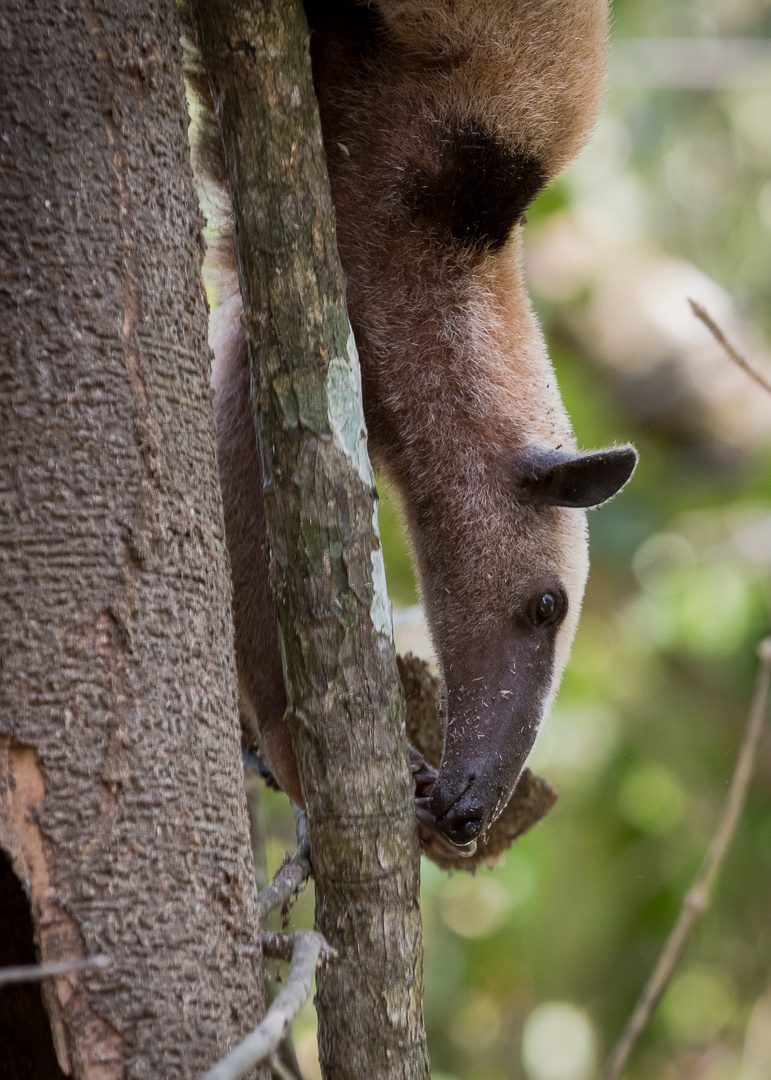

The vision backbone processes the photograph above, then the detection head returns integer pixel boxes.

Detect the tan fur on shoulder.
[371,0,608,169]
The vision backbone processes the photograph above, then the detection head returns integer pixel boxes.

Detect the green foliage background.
[256,2,771,1078]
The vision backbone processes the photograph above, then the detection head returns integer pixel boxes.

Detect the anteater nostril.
[440,804,484,847]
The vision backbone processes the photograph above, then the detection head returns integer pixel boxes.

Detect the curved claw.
[409,744,477,858]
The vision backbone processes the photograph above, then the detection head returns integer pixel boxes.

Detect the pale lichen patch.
[370,505,393,639]
[326,327,376,488]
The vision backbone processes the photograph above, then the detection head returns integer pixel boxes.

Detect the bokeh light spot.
[618,762,686,834]
[660,966,737,1043]
[741,990,771,1080]
[522,1002,597,1080]
[448,991,502,1052]
[498,849,537,910]
[530,701,619,777]
[439,874,512,939]
[633,532,696,594]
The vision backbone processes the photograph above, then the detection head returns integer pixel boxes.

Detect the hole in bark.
[0,848,67,1079]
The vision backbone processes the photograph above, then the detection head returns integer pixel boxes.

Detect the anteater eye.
[536,593,556,622]
[528,589,566,628]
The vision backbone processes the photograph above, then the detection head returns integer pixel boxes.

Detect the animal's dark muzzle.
[424,764,495,852]
[414,796,480,857]
[437,803,485,847]
[425,635,553,851]
[423,660,544,846]
[411,749,480,856]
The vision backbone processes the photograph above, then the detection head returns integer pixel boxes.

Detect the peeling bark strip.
[191,2,431,1078]
[0,3,263,1077]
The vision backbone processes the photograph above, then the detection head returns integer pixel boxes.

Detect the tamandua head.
[419,445,637,852]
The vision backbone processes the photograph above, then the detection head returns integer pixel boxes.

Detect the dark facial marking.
[402,122,546,252]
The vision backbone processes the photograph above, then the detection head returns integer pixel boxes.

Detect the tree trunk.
[190,2,431,1078]
[0,3,264,1077]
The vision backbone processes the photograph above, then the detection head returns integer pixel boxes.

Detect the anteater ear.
[514,446,638,508]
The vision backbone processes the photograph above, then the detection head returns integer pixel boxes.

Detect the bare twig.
[270,1036,306,1080]
[270,1052,300,1080]
[603,637,771,1080]
[263,931,310,1080]
[200,930,331,1080]
[260,930,320,963]
[689,298,771,396]
[0,955,111,988]
[255,837,312,925]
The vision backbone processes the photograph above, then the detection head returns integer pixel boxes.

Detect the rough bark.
[0,3,264,1077]
[190,2,431,1079]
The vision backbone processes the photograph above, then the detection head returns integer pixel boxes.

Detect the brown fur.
[207,0,635,843]
[209,295,301,803]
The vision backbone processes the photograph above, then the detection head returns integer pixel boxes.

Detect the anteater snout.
[429,769,488,849]
[436,803,485,847]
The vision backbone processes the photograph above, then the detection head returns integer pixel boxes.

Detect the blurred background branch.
[611,39,771,90]
[604,638,771,1080]
[689,299,771,395]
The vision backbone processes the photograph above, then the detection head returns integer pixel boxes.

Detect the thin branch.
[260,931,313,963]
[270,1052,300,1080]
[0,955,111,988]
[256,838,311,925]
[200,930,331,1080]
[264,924,311,1080]
[603,637,771,1080]
[689,298,771,396]
[270,1033,306,1080]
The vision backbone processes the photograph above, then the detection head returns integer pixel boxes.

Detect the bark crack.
[0,737,125,1079]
